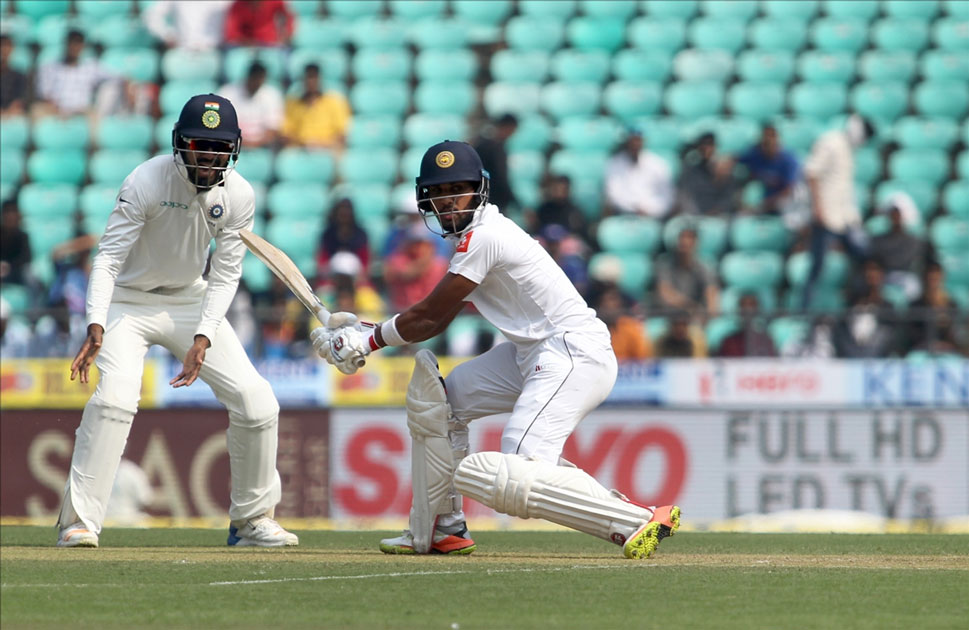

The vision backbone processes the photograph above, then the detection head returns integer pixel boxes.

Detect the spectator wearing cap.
[677,132,738,216]
[472,114,519,213]
[34,30,126,118]
[281,63,352,150]
[868,192,933,303]
[528,174,589,246]
[604,128,674,218]
[1,34,28,116]
[219,61,284,147]
[143,0,232,52]
[654,226,719,317]
[316,197,370,285]
[224,0,294,48]
[383,224,449,312]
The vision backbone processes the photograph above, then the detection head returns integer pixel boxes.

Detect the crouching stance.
[312,140,679,558]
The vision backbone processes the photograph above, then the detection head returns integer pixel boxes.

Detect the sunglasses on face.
[185,138,234,153]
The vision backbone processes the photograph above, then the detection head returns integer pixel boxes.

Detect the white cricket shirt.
[86,155,255,341]
[447,204,608,350]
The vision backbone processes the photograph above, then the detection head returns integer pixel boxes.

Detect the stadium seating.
[627,17,687,53]
[597,215,662,254]
[274,148,335,184]
[95,115,154,151]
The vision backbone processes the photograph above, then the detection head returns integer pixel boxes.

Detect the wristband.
[380,314,407,347]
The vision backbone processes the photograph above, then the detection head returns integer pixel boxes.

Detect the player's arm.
[373,272,477,348]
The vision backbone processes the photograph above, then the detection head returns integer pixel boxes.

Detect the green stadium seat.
[749,18,810,51]
[875,179,938,219]
[504,17,565,51]
[551,49,611,83]
[88,15,153,48]
[398,146,426,181]
[324,0,382,18]
[892,116,960,150]
[944,0,969,17]
[697,117,760,154]
[273,148,335,184]
[347,115,401,149]
[570,175,606,219]
[241,254,272,293]
[540,82,601,120]
[673,49,734,81]
[159,80,217,116]
[933,17,969,50]
[727,82,786,122]
[589,252,653,297]
[89,150,147,185]
[286,0,319,16]
[100,47,159,83]
[14,0,70,21]
[885,0,941,18]
[767,315,811,352]
[566,17,626,52]
[348,17,408,49]
[853,146,882,185]
[224,47,286,83]
[940,252,969,288]
[0,183,13,203]
[483,82,542,118]
[821,0,879,20]
[643,0,698,18]
[789,82,848,119]
[265,216,321,273]
[267,182,328,218]
[634,117,684,153]
[858,50,917,82]
[33,116,89,150]
[548,150,609,183]
[26,150,85,184]
[95,115,154,151]
[24,217,75,257]
[701,0,758,20]
[331,182,391,222]
[736,50,796,83]
[415,48,476,82]
[786,250,849,288]
[339,148,397,184]
[603,81,663,121]
[703,315,738,352]
[0,150,24,185]
[507,151,546,183]
[350,81,409,116]
[154,115,177,151]
[612,49,673,82]
[871,18,931,52]
[18,183,78,219]
[930,216,969,255]
[580,0,637,18]
[414,81,475,116]
[720,251,785,289]
[597,215,662,253]
[352,48,411,82]
[388,0,445,19]
[943,180,969,219]
[688,17,747,53]
[664,82,724,118]
[719,286,778,315]
[233,147,274,185]
[782,284,844,313]
[662,214,728,259]
[920,50,969,81]
[960,151,969,179]
[519,0,577,19]
[490,50,549,83]
[0,116,29,150]
[292,17,346,49]
[729,215,790,252]
[762,0,818,19]
[403,113,467,148]
[511,180,541,211]
[452,0,513,43]
[6,43,30,73]
[797,50,855,83]
[557,117,623,152]
[810,18,869,52]
[889,149,951,185]
[626,17,687,53]
[0,283,30,316]
[851,80,913,125]
[408,18,473,50]
[161,48,219,81]
[507,115,553,152]
[914,81,969,119]
[79,184,117,233]
[32,14,93,47]
[287,48,349,82]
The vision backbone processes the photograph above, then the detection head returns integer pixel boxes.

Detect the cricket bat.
[239,229,365,367]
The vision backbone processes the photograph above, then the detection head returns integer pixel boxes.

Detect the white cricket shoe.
[56,523,99,548]
[227,515,299,547]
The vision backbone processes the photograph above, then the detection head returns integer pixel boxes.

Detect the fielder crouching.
[312,141,680,559]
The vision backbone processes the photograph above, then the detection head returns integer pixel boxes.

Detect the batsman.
[312,141,680,559]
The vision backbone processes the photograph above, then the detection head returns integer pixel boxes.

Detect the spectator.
[834,258,900,358]
[1,33,28,116]
[723,124,801,216]
[316,197,370,284]
[33,30,126,118]
[868,193,932,303]
[677,132,738,216]
[0,294,32,357]
[383,224,449,312]
[219,61,284,147]
[906,262,965,356]
[47,233,97,350]
[143,0,232,51]
[604,128,674,218]
[281,63,352,149]
[655,310,707,358]
[716,292,777,358]
[383,195,453,259]
[322,251,385,325]
[0,199,31,286]
[528,174,589,244]
[654,226,719,316]
[593,285,652,360]
[224,0,294,48]
[800,114,874,310]
[472,113,519,213]
[539,224,589,297]
[260,275,310,359]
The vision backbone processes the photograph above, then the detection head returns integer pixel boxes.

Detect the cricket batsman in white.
[56,94,298,548]
[312,141,680,559]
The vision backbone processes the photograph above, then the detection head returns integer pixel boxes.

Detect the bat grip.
[315,304,365,368]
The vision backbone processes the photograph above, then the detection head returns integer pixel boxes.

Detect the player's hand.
[70,323,104,384]
[310,326,334,361]
[171,335,210,388]
[329,326,369,374]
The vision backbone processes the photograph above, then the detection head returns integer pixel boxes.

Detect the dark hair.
[1,199,19,213]
[304,63,320,75]
[247,61,268,77]
[66,29,85,43]
[495,113,518,127]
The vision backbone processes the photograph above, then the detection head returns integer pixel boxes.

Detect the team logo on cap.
[208,204,225,219]
[202,110,221,129]
[435,150,455,168]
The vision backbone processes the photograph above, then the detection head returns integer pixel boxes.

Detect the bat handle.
[314,304,365,368]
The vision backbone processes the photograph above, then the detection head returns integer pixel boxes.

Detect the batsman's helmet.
[415,140,490,236]
[172,93,241,187]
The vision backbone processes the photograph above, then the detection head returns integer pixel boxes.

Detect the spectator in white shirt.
[34,30,124,117]
[604,129,674,218]
[143,0,231,51]
[219,61,283,148]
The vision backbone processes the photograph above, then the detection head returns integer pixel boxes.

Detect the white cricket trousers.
[58,286,281,534]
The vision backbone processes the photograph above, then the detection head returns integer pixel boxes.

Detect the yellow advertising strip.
[330,355,469,407]
[0,359,157,409]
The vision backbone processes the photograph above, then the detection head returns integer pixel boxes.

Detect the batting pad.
[406,349,461,553]
[454,451,653,545]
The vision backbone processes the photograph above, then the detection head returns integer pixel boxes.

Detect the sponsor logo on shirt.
[160,200,189,209]
[456,230,473,252]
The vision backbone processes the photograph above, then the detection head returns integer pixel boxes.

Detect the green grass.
[2,527,967,630]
